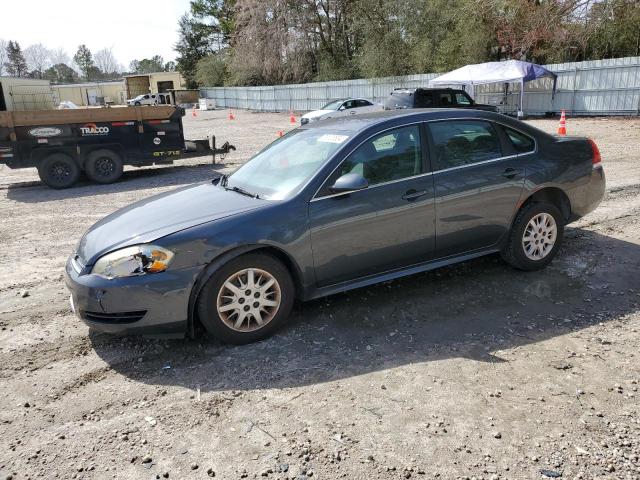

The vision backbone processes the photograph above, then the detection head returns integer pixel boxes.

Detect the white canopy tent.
[430,60,557,116]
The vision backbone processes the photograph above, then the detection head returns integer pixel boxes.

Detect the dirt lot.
[1,112,639,480]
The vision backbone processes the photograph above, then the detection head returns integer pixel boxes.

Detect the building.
[51,81,127,107]
[124,72,185,99]
[0,77,54,111]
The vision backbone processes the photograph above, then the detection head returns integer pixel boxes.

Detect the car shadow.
[90,227,639,392]
[4,161,230,203]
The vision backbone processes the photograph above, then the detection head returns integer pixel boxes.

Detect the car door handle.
[502,168,522,179]
[402,189,428,201]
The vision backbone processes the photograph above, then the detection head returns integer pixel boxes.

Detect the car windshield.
[383,92,413,110]
[225,129,351,200]
[321,100,344,110]
[134,95,145,100]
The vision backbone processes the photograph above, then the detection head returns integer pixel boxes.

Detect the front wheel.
[197,253,295,344]
[501,202,564,271]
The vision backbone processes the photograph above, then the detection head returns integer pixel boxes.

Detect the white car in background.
[126,94,158,106]
[300,98,379,124]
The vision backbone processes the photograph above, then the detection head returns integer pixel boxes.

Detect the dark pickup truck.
[384,87,498,112]
[0,106,234,189]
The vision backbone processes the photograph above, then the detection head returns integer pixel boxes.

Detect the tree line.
[0,40,176,84]
[175,0,640,88]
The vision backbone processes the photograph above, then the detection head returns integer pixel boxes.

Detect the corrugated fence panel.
[200,56,640,116]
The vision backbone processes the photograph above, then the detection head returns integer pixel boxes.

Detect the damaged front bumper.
[64,254,202,336]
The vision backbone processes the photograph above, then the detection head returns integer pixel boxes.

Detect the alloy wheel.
[216,268,281,332]
[522,212,557,261]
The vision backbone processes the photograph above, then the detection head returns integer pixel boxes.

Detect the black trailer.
[0,106,234,188]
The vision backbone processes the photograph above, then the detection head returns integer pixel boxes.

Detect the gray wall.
[201,56,640,116]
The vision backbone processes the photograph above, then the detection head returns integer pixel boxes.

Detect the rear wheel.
[197,253,295,344]
[501,202,564,271]
[38,153,80,189]
[85,149,123,184]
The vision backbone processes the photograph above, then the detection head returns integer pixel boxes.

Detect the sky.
[2,0,193,68]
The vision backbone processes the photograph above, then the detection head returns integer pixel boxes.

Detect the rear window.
[384,92,414,110]
[504,127,535,153]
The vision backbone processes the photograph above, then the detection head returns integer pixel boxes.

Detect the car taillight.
[588,139,602,166]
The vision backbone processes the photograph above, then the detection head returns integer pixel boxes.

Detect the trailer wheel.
[85,149,123,184]
[38,153,81,189]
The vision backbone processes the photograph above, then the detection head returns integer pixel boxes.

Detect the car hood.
[76,181,265,266]
[302,109,333,120]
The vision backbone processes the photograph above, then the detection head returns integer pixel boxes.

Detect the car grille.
[82,310,147,324]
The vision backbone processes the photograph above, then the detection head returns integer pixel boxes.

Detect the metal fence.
[201,56,640,116]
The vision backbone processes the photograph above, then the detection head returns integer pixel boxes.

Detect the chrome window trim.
[310,121,426,201]
[309,116,537,202]
[432,153,519,174]
[425,117,538,157]
[310,171,434,202]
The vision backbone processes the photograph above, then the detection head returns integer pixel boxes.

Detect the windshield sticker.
[317,134,348,144]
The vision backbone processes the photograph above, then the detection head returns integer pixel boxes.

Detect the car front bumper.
[64,255,203,336]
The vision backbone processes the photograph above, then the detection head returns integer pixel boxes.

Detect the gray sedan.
[65,109,605,344]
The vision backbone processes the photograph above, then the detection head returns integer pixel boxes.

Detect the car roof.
[391,87,463,93]
[301,108,500,133]
[304,108,554,142]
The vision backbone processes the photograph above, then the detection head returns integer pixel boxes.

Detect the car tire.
[38,153,81,189]
[501,201,564,271]
[197,253,295,344]
[134,101,141,106]
[85,149,123,184]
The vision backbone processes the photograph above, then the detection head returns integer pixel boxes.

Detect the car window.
[503,126,536,154]
[329,125,423,189]
[383,92,413,110]
[322,100,344,110]
[356,100,372,107]
[438,93,454,106]
[415,91,434,108]
[429,120,503,170]
[455,93,471,105]
[343,100,357,109]
[227,129,350,200]
[143,95,149,99]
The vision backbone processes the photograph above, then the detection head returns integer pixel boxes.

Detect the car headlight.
[91,245,174,279]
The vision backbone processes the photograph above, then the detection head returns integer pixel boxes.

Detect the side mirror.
[329,173,369,194]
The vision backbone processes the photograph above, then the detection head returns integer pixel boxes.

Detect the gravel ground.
[0,111,639,480]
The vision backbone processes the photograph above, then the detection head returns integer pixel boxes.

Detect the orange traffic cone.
[192,107,197,117]
[228,110,235,120]
[289,111,296,124]
[277,130,284,137]
[557,110,567,136]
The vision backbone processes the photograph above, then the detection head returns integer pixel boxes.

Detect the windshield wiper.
[225,185,260,199]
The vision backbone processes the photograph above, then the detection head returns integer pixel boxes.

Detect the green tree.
[129,55,165,74]
[195,52,227,86]
[43,63,79,84]
[190,0,236,46]
[175,14,213,88]
[73,44,95,80]
[5,40,28,77]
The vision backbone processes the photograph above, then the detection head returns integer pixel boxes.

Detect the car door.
[309,124,436,287]
[427,119,525,258]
